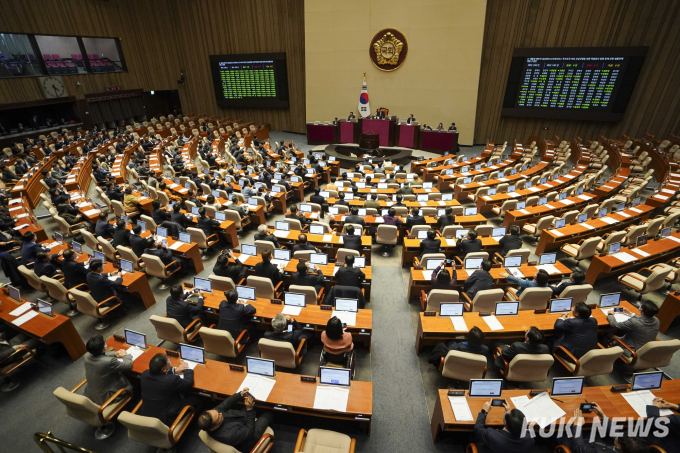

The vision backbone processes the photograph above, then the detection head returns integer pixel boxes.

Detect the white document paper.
[492,236,504,242]
[578,195,593,201]
[237,254,250,264]
[482,315,504,331]
[9,302,32,316]
[581,223,595,230]
[619,212,631,218]
[281,306,302,316]
[419,201,428,206]
[599,308,630,322]
[529,187,540,192]
[482,196,492,201]
[446,239,457,247]
[238,374,276,401]
[333,266,340,276]
[421,270,433,281]
[438,201,447,206]
[126,346,146,361]
[273,230,289,238]
[331,310,357,326]
[543,204,555,209]
[512,392,566,429]
[630,248,650,257]
[612,252,638,263]
[551,229,564,237]
[319,234,333,243]
[168,242,184,250]
[13,224,29,230]
[449,396,474,421]
[373,217,384,223]
[622,390,673,418]
[507,192,520,198]
[519,209,530,214]
[600,217,618,225]
[536,264,561,275]
[666,236,680,244]
[654,195,669,201]
[561,199,574,205]
[12,310,39,326]
[630,208,643,213]
[83,209,101,216]
[451,317,469,331]
[313,386,350,412]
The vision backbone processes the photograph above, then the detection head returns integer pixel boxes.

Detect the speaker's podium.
[359,133,380,151]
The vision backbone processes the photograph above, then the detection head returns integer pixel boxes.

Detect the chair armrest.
[461,292,472,303]
[169,405,196,444]
[454,256,463,265]
[552,345,581,374]
[349,438,356,453]
[609,337,638,363]
[249,433,276,453]
[317,287,325,304]
[96,296,122,315]
[98,388,133,422]
[466,444,479,453]
[71,378,87,392]
[438,356,445,372]
[623,272,648,283]
[295,338,307,364]
[206,233,219,242]
[67,283,89,295]
[235,329,250,353]
[184,317,203,342]
[164,261,180,274]
[413,256,421,267]
[492,253,503,265]
[294,429,307,453]
[420,290,428,311]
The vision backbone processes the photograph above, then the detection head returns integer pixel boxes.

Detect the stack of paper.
[451,317,469,331]
[84,209,101,216]
[543,204,555,209]
[630,207,643,214]
[622,390,673,418]
[578,195,593,201]
[421,270,434,281]
[551,230,564,237]
[12,310,38,326]
[518,209,530,215]
[313,386,350,412]
[126,346,146,361]
[599,308,630,322]
[419,201,428,206]
[332,310,356,326]
[581,224,595,230]
[511,392,566,428]
[10,302,32,316]
[168,242,184,250]
[482,315,504,331]
[666,236,680,244]
[600,217,618,225]
[507,192,520,198]
[446,239,457,247]
[237,255,250,264]
[536,264,560,275]
[630,248,650,257]
[612,252,638,263]
[449,396,474,421]
[561,199,574,205]
[281,306,302,316]
[237,374,277,401]
[273,230,289,238]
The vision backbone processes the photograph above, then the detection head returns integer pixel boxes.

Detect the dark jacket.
[167,294,204,328]
[498,235,523,257]
[63,259,89,288]
[111,228,131,248]
[335,266,365,288]
[551,281,576,297]
[21,241,43,265]
[419,238,441,256]
[463,270,494,299]
[130,234,151,258]
[553,316,598,359]
[264,320,306,351]
[341,234,362,252]
[437,215,456,230]
[500,341,550,363]
[33,255,61,278]
[406,214,426,230]
[207,393,261,452]
[254,260,282,285]
[197,216,221,238]
[217,301,256,339]
[430,265,457,290]
[286,212,310,226]
[213,262,247,283]
[144,247,176,266]
[292,270,324,292]
[253,233,279,248]
[474,409,535,453]
[139,369,195,425]
[152,208,169,225]
[457,238,483,257]
[86,271,123,302]
[170,211,191,227]
[95,220,115,239]
[646,405,680,453]
[344,215,366,228]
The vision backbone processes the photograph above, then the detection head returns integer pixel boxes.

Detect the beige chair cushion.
[303,429,352,453]
[118,411,174,449]
[619,273,645,291]
[561,243,579,256]
[632,339,680,370]
[53,387,103,427]
[442,351,487,381]
[574,347,622,377]
[506,354,554,382]
[259,338,296,369]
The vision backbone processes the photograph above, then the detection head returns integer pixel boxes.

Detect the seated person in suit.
[196,389,273,453]
[292,233,318,253]
[364,196,380,210]
[187,190,203,208]
[551,270,585,296]
[335,193,349,207]
[344,207,366,229]
[553,301,598,359]
[406,207,426,230]
[456,228,482,259]
[286,204,310,226]
[264,313,312,356]
[144,240,189,277]
[129,224,153,258]
[20,231,44,265]
[309,188,325,205]
[292,261,324,292]
[321,316,354,363]
[437,207,456,231]
[170,203,191,228]
[105,182,123,202]
[218,289,256,342]
[646,398,680,452]
[139,353,202,425]
[430,261,457,290]
[95,212,115,240]
[428,327,489,369]
[0,164,18,183]
[166,285,204,329]
[213,251,247,283]
[448,122,457,132]
[474,402,534,453]
[85,260,124,303]
[197,207,221,239]
[396,183,415,195]
[33,250,63,278]
[419,229,441,258]
[463,259,494,300]
[62,249,89,289]
[335,254,365,288]
[494,326,549,371]
[151,200,168,226]
[498,225,523,257]
[253,224,279,248]
[226,196,249,218]
[254,249,282,285]
[604,300,660,355]
[341,225,362,252]
[498,268,549,297]
[382,207,403,226]
[158,181,183,204]
[123,187,141,215]
[393,194,406,207]
[111,219,131,248]
[83,335,133,405]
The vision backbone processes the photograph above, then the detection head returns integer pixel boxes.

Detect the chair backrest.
[633,339,680,370]
[40,276,69,303]
[471,288,505,312]
[283,218,303,231]
[376,225,398,244]
[425,289,459,312]
[141,253,171,278]
[259,338,296,368]
[336,248,360,263]
[208,274,236,292]
[53,387,102,427]
[18,265,45,292]
[69,289,100,319]
[98,236,119,261]
[247,275,275,299]
[420,253,446,269]
[576,347,623,377]
[645,217,665,236]
[289,285,319,306]
[465,251,489,261]
[140,215,158,231]
[506,248,530,264]
[118,411,173,449]
[149,314,185,344]
[199,327,238,358]
[80,229,101,252]
[506,354,554,382]
[532,216,555,235]
[475,225,493,237]
[559,284,592,305]
[255,240,275,256]
[575,236,602,259]
[293,250,314,260]
[116,246,141,271]
[441,225,463,237]
[442,350,487,381]
[643,266,673,293]
[517,287,553,310]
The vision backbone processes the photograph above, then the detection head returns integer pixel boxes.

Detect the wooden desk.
[658,291,680,334]
[8,197,48,242]
[401,236,503,268]
[271,229,373,265]
[436,156,523,191]
[503,192,597,229]
[106,337,374,432]
[592,170,630,201]
[431,378,680,441]
[452,162,549,201]
[585,231,680,284]
[411,151,490,176]
[0,291,86,360]
[11,155,58,209]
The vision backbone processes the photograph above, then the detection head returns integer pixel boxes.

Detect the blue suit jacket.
[21,242,43,265]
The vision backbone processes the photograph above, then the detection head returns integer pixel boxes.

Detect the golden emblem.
[372,32,404,66]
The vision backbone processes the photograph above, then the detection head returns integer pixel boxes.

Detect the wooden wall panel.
[0,0,306,133]
[474,0,680,144]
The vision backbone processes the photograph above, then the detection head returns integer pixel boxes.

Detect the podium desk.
[306,123,337,145]
[359,118,394,147]
[431,377,678,441]
[420,130,459,154]
[0,290,86,361]
[106,337,373,433]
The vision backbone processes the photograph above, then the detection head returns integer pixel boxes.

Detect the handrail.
[33,432,97,453]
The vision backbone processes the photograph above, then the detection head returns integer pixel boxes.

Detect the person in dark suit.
[419,229,441,258]
[335,254,365,288]
[83,335,133,405]
[457,229,482,259]
[406,114,415,125]
[213,251,247,282]
[254,249,282,285]
[286,205,311,226]
[20,232,44,265]
[138,353,199,425]
[436,207,456,231]
[341,225,362,252]
[604,300,660,354]
[347,112,356,120]
[292,233,318,253]
[197,207,221,239]
[448,123,457,132]
[264,313,312,355]
[196,389,273,453]
[166,285,204,328]
[474,401,534,453]
[335,193,349,207]
[218,289,256,342]
[85,260,124,303]
[292,261,324,292]
[129,224,153,258]
[551,270,586,296]
[406,207,426,231]
[463,259,494,300]
[106,183,123,202]
[647,398,680,452]
[344,207,366,229]
[309,188,325,205]
[494,326,549,370]
[428,327,489,368]
[144,241,188,277]
[151,200,169,226]
[552,302,598,359]
[498,225,523,257]
[111,219,131,248]
[1,165,18,183]
[33,250,63,278]
[13,159,27,176]
[62,249,89,289]
[170,203,191,228]
[253,224,279,248]
[95,212,115,239]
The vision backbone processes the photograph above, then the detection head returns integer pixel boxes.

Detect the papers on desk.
[108,276,119,281]
[482,196,492,201]
[518,209,530,215]
[337,236,343,244]
[581,223,595,230]
[13,224,29,230]
[450,317,469,331]
[619,212,630,218]
[507,192,520,198]
[83,209,101,216]
[612,252,637,263]
[446,239,457,247]
[458,184,466,188]
[654,195,669,201]
[424,188,432,193]
[273,230,289,239]
[622,390,673,418]
[169,183,179,189]
[550,230,564,237]
[12,310,38,326]
[331,310,356,326]
[600,217,618,225]
[238,374,276,401]
[333,266,340,276]
[184,360,200,370]
[308,213,318,219]
[507,267,524,278]
[314,385,350,412]
[281,305,302,316]
[168,242,184,250]
[421,270,433,281]
[599,308,630,322]
[465,269,476,278]
[126,346,145,361]
[498,178,509,182]
[536,264,561,275]
[666,236,680,244]
[449,396,474,421]
[14,186,24,190]
[543,204,555,209]
[630,207,643,214]
[9,302,33,317]
[373,217,384,223]
[14,213,28,219]
[237,254,250,264]
[528,187,540,192]
[482,315,504,331]
[492,236,504,241]
[578,194,593,201]
[9,206,22,212]
[510,392,566,429]
[630,247,650,258]
[662,188,675,194]
[419,201,428,206]
[9,198,21,205]
[322,234,333,242]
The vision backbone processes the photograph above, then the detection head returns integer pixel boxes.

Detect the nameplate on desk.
[166,350,179,358]
[355,415,370,421]
[534,309,547,314]
[184,282,194,289]
[270,299,282,305]
[273,405,290,411]
[113,334,125,343]
[529,390,548,397]
[229,364,245,372]
[320,305,333,311]
[424,311,437,317]
[610,384,629,393]
[479,311,491,317]
[448,390,465,396]
[300,375,316,383]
